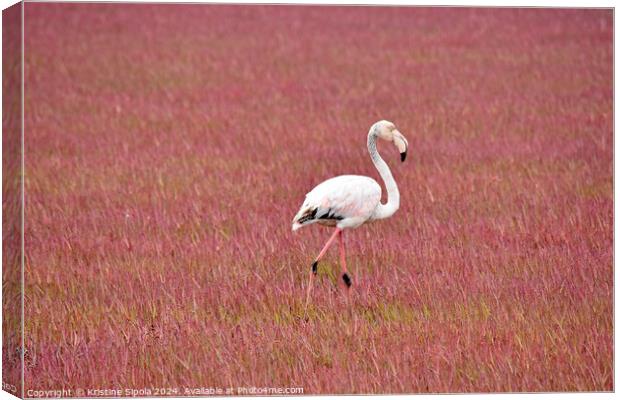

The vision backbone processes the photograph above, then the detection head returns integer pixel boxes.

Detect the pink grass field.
[3,4,613,394]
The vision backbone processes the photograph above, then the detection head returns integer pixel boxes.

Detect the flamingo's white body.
[292,175,382,231]
[292,120,408,311]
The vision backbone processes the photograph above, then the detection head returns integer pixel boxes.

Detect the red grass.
[9,4,615,394]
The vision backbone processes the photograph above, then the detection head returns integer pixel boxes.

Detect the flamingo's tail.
[291,204,318,232]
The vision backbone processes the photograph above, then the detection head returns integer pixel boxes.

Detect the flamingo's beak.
[393,130,408,163]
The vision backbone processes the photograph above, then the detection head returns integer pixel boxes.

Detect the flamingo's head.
[371,120,409,162]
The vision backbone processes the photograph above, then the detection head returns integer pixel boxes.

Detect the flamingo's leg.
[304,228,341,318]
[339,230,352,289]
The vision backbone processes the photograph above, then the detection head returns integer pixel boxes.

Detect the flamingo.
[292,120,408,310]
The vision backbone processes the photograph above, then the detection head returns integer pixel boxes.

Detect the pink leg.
[304,228,341,318]
[339,230,352,289]
[315,228,341,264]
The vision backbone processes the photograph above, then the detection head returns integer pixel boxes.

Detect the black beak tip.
[400,151,407,162]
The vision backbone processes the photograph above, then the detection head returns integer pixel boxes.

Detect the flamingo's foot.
[342,272,352,288]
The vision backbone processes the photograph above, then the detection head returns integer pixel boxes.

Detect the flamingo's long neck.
[368,129,399,220]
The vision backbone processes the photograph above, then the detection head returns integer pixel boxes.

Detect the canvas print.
[2,3,613,396]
